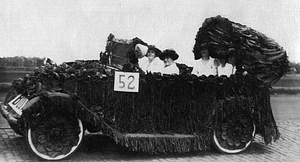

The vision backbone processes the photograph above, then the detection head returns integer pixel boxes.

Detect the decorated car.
[0,16,289,161]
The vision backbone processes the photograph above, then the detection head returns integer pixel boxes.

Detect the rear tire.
[212,113,256,154]
[26,113,84,160]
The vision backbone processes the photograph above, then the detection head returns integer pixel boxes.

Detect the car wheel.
[212,113,256,154]
[26,113,84,160]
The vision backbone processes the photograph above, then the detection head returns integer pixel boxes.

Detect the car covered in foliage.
[0,16,289,160]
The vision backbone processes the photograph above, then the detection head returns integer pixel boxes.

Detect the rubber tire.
[26,114,84,161]
[212,120,256,154]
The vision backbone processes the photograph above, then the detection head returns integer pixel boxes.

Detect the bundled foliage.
[9,60,279,153]
[194,15,290,86]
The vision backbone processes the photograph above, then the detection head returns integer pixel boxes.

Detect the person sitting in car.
[216,58,236,77]
[159,49,180,75]
[191,43,218,76]
[139,45,164,73]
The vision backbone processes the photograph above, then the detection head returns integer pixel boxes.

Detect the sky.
[0,0,300,65]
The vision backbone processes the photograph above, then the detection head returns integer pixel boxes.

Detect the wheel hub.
[50,127,63,139]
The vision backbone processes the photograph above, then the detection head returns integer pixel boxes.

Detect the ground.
[1,92,300,161]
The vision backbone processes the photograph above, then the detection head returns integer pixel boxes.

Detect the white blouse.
[191,57,217,76]
[217,64,236,77]
[139,57,164,73]
[161,63,179,75]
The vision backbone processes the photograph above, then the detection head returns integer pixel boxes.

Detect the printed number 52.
[119,75,135,89]
[114,71,139,92]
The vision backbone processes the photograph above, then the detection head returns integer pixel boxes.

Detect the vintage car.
[0,16,289,161]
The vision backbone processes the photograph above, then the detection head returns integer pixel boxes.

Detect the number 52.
[114,71,140,92]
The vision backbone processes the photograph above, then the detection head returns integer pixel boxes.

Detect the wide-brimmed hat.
[135,44,148,58]
[147,45,162,57]
[159,49,179,61]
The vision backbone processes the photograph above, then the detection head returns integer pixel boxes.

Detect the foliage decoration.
[194,15,290,85]
[4,60,280,153]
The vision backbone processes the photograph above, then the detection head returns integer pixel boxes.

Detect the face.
[218,58,227,66]
[163,57,173,67]
[135,48,144,59]
[201,49,209,58]
[228,56,236,65]
[147,50,156,61]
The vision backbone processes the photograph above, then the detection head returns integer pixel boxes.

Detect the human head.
[159,49,179,66]
[217,58,227,67]
[147,45,161,61]
[201,45,209,58]
[135,44,148,59]
[163,57,173,67]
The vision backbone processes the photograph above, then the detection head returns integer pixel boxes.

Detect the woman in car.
[159,49,180,75]
[139,45,164,73]
[216,58,236,77]
[191,44,218,76]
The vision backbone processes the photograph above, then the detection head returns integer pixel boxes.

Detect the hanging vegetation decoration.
[193,15,290,85]
[8,58,280,154]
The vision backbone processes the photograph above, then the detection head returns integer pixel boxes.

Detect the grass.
[270,87,300,95]
[273,74,300,87]
[0,83,11,93]
[270,74,300,95]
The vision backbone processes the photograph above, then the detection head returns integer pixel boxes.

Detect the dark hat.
[200,42,209,49]
[159,49,179,61]
[147,45,162,57]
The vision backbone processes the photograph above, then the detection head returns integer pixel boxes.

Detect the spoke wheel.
[26,114,84,161]
[213,113,256,154]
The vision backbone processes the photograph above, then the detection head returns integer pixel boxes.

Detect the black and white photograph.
[0,0,299,161]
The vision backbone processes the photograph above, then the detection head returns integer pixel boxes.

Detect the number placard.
[8,94,28,116]
[114,71,140,92]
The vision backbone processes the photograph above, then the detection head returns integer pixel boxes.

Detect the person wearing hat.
[139,45,164,73]
[135,44,148,59]
[191,43,218,76]
[216,57,236,77]
[159,49,180,75]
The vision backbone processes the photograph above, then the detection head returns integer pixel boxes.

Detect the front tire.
[26,113,84,161]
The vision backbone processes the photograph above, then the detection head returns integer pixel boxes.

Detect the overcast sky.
[1,0,299,65]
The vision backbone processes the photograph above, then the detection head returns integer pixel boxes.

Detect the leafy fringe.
[15,64,279,153]
[117,134,208,153]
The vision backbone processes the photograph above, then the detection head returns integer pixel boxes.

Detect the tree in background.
[288,62,300,74]
[0,56,45,71]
